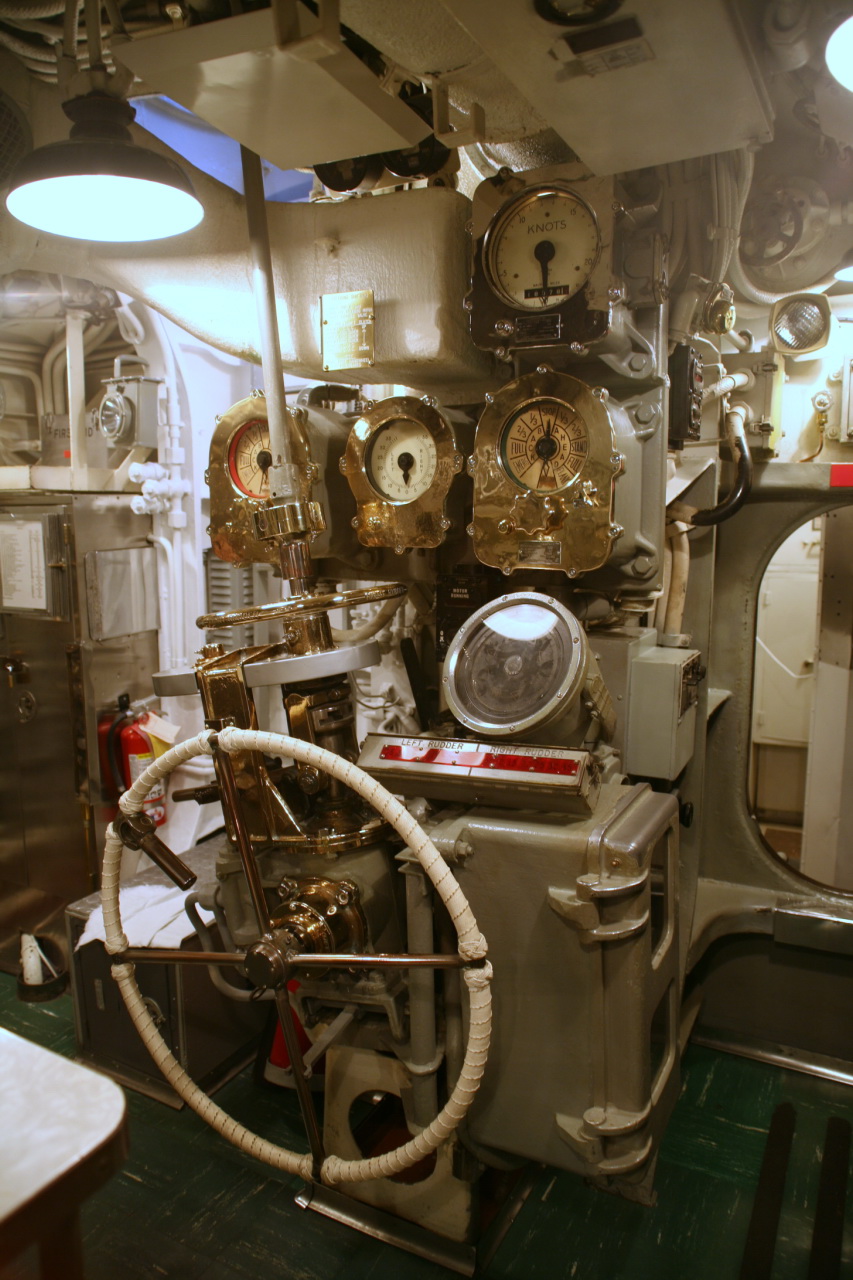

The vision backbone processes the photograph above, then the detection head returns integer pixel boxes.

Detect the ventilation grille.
[0,94,31,189]
[204,553,257,650]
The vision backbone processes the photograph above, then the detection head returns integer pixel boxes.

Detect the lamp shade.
[5,92,203,241]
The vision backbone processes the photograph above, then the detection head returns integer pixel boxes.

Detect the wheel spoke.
[287,952,466,970]
[273,985,325,1176]
[212,741,274,935]
[121,948,244,965]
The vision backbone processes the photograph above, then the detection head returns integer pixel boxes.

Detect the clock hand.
[397,450,414,487]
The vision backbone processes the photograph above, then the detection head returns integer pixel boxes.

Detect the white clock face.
[485,187,601,312]
[364,418,438,502]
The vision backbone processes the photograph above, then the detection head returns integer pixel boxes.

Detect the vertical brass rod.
[240,144,295,503]
[213,741,324,1172]
[274,985,325,1176]
[213,745,272,935]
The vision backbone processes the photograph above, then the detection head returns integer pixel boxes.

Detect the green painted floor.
[2,969,852,1280]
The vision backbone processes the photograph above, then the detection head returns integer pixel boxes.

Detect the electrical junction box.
[625,646,702,780]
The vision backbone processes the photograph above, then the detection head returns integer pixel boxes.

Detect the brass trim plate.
[471,369,623,578]
[342,396,463,551]
[207,394,314,566]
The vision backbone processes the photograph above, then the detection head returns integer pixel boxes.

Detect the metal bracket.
[431,80,485,148]
[547,886,598,931]
[272,0,341,60]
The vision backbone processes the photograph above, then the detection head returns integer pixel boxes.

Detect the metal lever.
[115,812,197,891]
[171,783,221,806]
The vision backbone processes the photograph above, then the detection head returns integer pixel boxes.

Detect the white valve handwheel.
[102,727,492,1186]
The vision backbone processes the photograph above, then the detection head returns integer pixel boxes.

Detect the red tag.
[830,464,853,487]
[379,744,579,777]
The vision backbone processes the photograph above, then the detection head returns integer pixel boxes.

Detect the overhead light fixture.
[768,293,832,355]
[825,15,853,92]
[5,91,203,242]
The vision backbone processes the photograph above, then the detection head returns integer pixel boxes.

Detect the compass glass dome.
[445,593,587,736]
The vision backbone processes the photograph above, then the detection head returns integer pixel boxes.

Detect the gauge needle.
[397,450,414,486]
[535,421,558,489]
[534,239,555,290]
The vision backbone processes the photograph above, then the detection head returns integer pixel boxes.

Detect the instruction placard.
[0,520,47,611]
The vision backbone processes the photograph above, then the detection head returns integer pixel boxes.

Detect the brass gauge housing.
[468,172,620,353]
[207,393,315,566]
[471,368,623,578]
[342,396,463,551]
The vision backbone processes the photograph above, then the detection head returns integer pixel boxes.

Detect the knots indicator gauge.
[468,172,619,353]
[342,396,462,551]
[500,398,589,494]
[484,187,600,312]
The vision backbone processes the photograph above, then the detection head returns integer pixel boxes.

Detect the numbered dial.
[364,419,438,502]
[500,398,589,494]
[484,187,600,312]
[227,419,273,498]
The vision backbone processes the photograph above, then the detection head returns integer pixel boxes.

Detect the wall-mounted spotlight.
[768,293,832,356]
[825,15,853,92]
[5,91,203,242]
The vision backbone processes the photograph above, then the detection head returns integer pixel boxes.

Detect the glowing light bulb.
[826,15,853,92]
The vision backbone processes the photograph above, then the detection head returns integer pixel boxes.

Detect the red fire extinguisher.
[101,694,168,826]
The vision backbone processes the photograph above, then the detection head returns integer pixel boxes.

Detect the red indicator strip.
[830,464,853,488]
[379,744,579,777]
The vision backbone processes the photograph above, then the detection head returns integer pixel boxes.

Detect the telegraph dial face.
[227,418,273,498]
[499,397,589,494]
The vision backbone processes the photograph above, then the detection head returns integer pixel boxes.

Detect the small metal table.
[0,1027,128,1279]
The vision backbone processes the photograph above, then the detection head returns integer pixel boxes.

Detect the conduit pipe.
[331,591,407,644]
[102,727,492,1186]
[65,309,87,485]
[663,525,690,635]
[149,311,190,668]
[654,536,673,634]
[0,366,45,422]
[702,369,753,405]
[41,329,66,416]
[675,404,754,527]
[0,0,66,17]
[147,535,175,674]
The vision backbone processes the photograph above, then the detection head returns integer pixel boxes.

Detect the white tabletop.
[0,1028,127,1260]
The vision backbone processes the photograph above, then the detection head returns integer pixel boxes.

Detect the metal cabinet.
[0,494,159,970]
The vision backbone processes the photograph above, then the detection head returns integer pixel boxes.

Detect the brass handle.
[196,582,405,631]
[115,813,197,891]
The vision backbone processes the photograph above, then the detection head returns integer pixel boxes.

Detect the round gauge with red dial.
[227,419,273,498]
